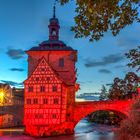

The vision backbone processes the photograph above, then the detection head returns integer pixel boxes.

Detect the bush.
[116,99,140,140]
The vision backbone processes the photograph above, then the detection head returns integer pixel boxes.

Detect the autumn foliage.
[116,98,140,140]
[108,72,139,100]
[58,0,140,41]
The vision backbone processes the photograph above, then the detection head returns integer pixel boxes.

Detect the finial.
[53,3,56,18]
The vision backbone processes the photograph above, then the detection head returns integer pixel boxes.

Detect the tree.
[58,0,140,41]
[124,72,140,93]
[108,77,125,100]
[125,46,140,71]
[116,99,140,140]
[99,85,108,100]
[108,72,140,100]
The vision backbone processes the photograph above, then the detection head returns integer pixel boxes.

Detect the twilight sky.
[0,0,139,94]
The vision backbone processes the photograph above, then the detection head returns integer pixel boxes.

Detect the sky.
[0,0,139,94]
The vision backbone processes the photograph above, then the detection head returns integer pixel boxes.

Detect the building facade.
[24,6,79,136]
[0,84,23,128]
[0,83,13,106]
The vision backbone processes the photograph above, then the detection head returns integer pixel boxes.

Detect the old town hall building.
[24,6,79,136]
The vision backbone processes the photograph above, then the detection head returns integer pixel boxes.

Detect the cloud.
[98,69,112,74]
[0,80,23,87]
[9,68,24,72]
[77,81,86,84]
[114,65,125,69]
[85,54,124,68]
[106,83,113,86]
[77,80,93,84]
[6,49,25,59]
[117,38,139,48]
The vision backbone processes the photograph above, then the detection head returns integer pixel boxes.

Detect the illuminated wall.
[24,55,77,136]
[23,5,140,136]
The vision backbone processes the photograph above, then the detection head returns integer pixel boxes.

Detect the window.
[59,58,64,67]
[54,98,59,104]
[35,114,43,119]
[67,113,70,117]
[46,77,50,81]
[28,86,33,92]
[33,98,38,104]
[52,86,57,92]
[43,98,48,104]
[40,86,45,92]
[41,77,45,81]
[41,68,45,71]
[36,77,39,81]
[52,114,56,119]
[27,99,31,104]
[52,29,56,36]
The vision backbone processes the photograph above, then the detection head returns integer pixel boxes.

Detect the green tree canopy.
[126,46,140,71]
[99,85,108,100]
[58,0,140,41]
[108,72,140,100]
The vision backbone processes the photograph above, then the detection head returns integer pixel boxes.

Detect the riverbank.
[0,119,116,140]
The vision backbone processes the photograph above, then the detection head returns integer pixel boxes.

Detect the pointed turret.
[48,5,60,40]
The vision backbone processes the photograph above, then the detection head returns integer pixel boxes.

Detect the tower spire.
[53,5,56,18]
[48,2,60,40]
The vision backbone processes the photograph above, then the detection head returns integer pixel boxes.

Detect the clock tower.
[24,6,79,137]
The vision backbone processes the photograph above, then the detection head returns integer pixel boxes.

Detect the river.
[0,119,116,140]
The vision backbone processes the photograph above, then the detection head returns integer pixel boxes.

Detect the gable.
[24,57,62,84]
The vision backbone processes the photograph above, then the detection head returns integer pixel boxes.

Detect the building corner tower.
[24,6,79,137]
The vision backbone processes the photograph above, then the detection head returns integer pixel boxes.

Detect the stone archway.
[74,109,128,129]
[74,100,131,126]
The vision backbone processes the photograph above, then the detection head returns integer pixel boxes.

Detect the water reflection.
[0,119,115,140]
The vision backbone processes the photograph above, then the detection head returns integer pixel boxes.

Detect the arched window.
[52,29,56,36]
[59,58,64,67]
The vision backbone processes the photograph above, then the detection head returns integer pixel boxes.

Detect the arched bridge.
[74,100,133,124]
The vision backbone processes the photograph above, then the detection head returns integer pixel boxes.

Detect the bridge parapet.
[74,100,132,125]
[75,100,132,105]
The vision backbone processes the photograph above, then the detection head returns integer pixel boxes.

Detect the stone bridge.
[74,100,133,125]
[0,100,136,128]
